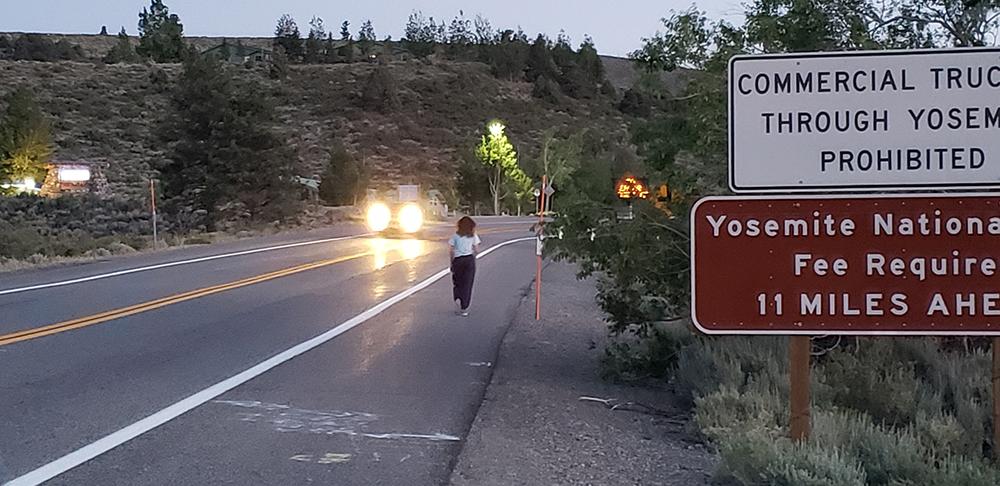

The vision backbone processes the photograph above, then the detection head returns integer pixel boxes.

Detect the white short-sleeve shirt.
[448,233,481,257]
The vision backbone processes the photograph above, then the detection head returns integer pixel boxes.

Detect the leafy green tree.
[104,27,137,63]
[476,122,530,215]
[539,132,582,192]
[136,0,184,62]
[0,86,53,188]
[318,147,366,205]
[456,148,492,214]
[880,0,1000,47]
[546,198,690,336]
[274,14,303,62]
[744,0,877,52]
[160,51,299,229]
[340,20,351,40]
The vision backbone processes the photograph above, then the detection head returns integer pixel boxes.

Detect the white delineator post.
[150,179,157,251]
[535,175,546,320]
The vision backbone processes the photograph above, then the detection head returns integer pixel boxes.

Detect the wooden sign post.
[995,337,1000,461]
[789,336,811,442]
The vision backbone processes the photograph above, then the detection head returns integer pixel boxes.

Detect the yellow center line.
[0,249,378,347]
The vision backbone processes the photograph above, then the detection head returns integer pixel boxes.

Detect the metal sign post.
[536,175,546,320]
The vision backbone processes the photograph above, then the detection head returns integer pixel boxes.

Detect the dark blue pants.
[451,255,476,310]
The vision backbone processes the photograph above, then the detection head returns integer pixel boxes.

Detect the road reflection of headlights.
[398,203,423,234]
[366,203,391,232]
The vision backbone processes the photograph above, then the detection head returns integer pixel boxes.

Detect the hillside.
[0,34,644,203]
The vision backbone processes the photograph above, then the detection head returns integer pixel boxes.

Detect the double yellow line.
[0,250,374,347]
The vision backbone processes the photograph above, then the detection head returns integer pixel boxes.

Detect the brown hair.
[456,216,477,237]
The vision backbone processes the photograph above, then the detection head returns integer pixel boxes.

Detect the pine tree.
[274,14,303,61]
[104,27,137,63]
[525,34,559,83]
[160,52,299,228]
[136,0,184,62]
[403,11,436,58]
[318,147,366,206]
[358,20,376,41]
[357,20,376,58]
[305,16,326,63]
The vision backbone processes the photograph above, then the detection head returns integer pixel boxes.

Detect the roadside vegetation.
[546,0,1000,484]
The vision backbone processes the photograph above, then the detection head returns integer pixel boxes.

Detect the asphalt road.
[0,217,539,485]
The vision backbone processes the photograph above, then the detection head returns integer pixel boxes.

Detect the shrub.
[0,194,153,260]
[601,322,685,381]
[820,339,922,427]
[11,34,83,61]
[682,335,1000,485]
[360,63,399,113]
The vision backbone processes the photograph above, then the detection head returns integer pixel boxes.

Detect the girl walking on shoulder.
[449,216,481,316]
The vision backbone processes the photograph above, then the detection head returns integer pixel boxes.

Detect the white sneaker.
[459,309,469,316]
[455,299,462,313]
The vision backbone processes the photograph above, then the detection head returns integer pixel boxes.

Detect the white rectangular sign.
[729,48,1000,192]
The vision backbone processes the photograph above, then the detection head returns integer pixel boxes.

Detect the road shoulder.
[449,261,715,485]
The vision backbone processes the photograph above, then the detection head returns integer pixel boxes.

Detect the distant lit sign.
[616,176,648,199]
[58,167,91,182]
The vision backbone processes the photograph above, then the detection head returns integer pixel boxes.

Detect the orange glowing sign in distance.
[616,176,649,199]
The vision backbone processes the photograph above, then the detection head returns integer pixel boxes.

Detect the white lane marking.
[361,432,460,441]
[212,400,459,441]
[4,236,534,486]
[0,233,371,297]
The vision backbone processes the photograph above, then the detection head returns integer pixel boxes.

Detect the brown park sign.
[692,194,1000,335]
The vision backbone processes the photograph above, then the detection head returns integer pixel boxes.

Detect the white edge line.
[0,234,372,297]
[4,236,534,486]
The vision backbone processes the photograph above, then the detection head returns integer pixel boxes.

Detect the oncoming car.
[364,185,425,235]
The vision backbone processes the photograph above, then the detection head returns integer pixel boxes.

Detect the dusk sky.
[1,0,745,57]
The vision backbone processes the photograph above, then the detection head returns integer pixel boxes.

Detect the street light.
[488,122,505,138]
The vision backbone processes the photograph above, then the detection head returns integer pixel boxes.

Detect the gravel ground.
[449,262,715,486]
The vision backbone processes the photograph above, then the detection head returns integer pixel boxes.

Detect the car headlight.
[398,203,423,233]
[366,202,391,232]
